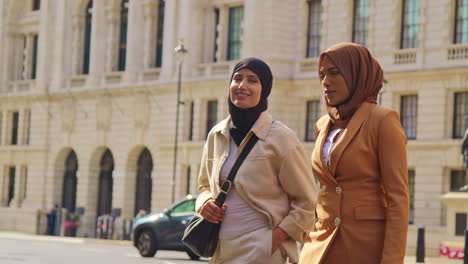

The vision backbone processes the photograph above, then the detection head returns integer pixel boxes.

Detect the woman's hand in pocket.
[199,199,226,224]
[271,227,289,254]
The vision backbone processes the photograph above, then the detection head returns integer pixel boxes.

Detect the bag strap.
[213,134,259,207]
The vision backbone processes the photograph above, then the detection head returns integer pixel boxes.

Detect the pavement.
[404,255,463,264]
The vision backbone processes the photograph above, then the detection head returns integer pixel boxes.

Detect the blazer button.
[334,217,341,226]
[335,187,342,194]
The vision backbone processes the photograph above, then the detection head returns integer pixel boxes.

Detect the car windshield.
[171,199,195,215]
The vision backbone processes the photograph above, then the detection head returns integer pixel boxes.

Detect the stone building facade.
[0,0,466,254]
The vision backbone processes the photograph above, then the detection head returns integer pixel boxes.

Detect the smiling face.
[319,55,350,106]
[229,68,262,109]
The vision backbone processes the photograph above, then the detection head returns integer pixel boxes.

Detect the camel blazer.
[299,102,409,264]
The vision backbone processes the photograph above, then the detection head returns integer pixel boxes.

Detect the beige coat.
[196,112,318,263]
[299,102,409,264]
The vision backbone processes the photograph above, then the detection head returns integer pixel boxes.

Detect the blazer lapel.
[313,117,338,186]
[328,103,374,175]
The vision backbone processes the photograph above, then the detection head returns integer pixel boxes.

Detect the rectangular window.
[118,1,129,71]
[352,0,369,46]
[83,2,92,75]
[453,92,468,138]
[206,100,218,137]
[227,7,244,61]
[450,170,466,192]
[155,0,165,67]
[11,112,19,145]
[33,0,40,10]
[400,95,418,139]
[455,213,467,236]
[454,0,468,43]
[188,101,194,141]
[213,8,220,62]
[400,0,420,49]
[8,166,15,207]
[305,100,321,141]
[31,35,38,79]
[306,0,322,57]
[186,166,191,195]
[408,170,415,224]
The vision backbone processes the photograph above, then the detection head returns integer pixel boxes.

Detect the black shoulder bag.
[182,134,259,257]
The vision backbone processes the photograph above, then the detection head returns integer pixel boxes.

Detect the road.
[0,232,462,264]
[0,232,209,264]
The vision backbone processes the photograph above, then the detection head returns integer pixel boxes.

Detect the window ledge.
[407,139,462,149]
[103,72,124,85]
[393,48,419,65]
[297,57,320,73]
[4,80,36,94]
[67,75,88,89]
[195,61,239,79]
[140,68,162,82]
[447,44,468,61]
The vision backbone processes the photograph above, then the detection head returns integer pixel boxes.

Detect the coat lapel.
[328,103,374,176]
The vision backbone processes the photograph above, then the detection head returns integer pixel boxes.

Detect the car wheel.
[136,229,157,257]
[186,249,200,260]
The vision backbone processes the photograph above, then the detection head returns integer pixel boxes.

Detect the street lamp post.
[172,39,188,203]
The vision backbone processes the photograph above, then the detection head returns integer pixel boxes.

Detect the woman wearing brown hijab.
[299,43,409,264]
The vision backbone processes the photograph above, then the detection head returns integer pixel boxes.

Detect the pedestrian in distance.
[299,43,410,264]
[46,204,59,236]
[196,57,318,264]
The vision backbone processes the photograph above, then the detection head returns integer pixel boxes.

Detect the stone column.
[71,14,85,76]
[124,0,147,82]
[16,109,25,146]
[88,0,106,86]
[160,0,177,79]
[192,98,203,141]
[215,6,229,62]
[0,111,7,145]
[142,0,157,69]
[20,108,31,145]
[105,7,120,72]
[51,0,67,90]
[22,34,33,80]
[76,161,99,237]
[0,166,8,207]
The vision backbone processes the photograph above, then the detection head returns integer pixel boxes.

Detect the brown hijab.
[318,42,383,128]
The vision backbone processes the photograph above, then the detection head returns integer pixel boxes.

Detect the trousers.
[209,226,287,264]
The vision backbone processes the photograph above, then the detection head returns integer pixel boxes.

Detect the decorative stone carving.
[134,92,150,129]
[96,95,112,131]
[61,97,76,133]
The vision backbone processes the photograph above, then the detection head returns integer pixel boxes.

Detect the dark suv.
[132,194,200,260]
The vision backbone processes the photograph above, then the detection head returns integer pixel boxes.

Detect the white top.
[218,137,268,239]
[321,127,343,167]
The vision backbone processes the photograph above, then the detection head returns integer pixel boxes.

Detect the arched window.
[118,0,129,71]
[134,148,153,216]
[155,0,165,67]
[62,151,78,213]
[83,0,93,74]
[97,149,114,216]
